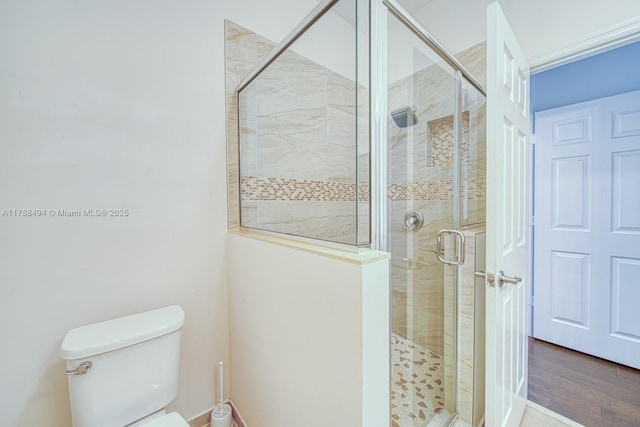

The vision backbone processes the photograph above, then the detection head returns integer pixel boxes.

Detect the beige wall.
[0,0,318,425]
[227,232,389,427]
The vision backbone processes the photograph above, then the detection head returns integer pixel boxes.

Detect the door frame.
[528,16,640,74]
[528,24,640,338]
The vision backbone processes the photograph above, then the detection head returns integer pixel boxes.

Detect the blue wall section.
[531,41,640,113]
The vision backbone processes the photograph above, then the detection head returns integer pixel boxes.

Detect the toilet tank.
[60,306,185,427]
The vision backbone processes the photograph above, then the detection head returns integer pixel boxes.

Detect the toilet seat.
[140,412,189,427]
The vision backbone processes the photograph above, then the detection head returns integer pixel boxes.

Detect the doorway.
[533,89,640,369]
[529,40,640,426]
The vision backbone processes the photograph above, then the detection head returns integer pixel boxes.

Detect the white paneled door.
[534,89,640,370]
[485,3,530,427]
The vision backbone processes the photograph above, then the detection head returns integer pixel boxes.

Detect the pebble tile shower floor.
[391,333,451,427]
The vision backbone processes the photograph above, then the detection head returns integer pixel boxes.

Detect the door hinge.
[530,134,535,145]
[530,215,535,226]
[529,295,534,307]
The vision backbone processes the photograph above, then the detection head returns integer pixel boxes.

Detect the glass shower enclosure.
[236,0,486,425]
[384,4,487,425]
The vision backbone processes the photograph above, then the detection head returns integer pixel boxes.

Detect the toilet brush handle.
[218,361,224,403]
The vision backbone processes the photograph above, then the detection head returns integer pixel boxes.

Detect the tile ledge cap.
[228,228,390,265]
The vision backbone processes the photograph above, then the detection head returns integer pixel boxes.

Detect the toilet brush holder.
[211,361,232,427]
[211,403,232,427]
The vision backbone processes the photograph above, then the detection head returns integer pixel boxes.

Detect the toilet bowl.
[138,412,189,427]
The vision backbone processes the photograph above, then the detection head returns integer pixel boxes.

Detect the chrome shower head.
[390,106,418,128]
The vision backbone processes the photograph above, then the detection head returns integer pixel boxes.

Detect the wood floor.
[528,337,640,427]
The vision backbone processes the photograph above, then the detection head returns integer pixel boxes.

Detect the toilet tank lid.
[60,305,185,360]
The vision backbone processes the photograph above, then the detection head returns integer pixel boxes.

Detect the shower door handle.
[436,229,465,266]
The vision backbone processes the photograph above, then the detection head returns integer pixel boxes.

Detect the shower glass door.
[387,11,460,427]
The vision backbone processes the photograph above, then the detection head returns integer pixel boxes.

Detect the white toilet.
[60,305,190,427]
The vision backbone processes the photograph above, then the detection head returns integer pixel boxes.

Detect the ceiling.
[320,0,640,62]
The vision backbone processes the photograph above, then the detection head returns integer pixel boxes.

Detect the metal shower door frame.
[370,0,487,252]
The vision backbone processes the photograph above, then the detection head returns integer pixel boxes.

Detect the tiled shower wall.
[388,42,487,381]
[227,20,369,246]
[225,20,273,231]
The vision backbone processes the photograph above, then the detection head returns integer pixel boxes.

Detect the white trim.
[529,16,640,73]
[370,0,389,251]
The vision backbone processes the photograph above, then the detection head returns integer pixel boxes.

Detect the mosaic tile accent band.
[462,177,486,201]
[389,177,485,201]
[389,180,453,201]
[241,176,369,202]
[241,176,486,202]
